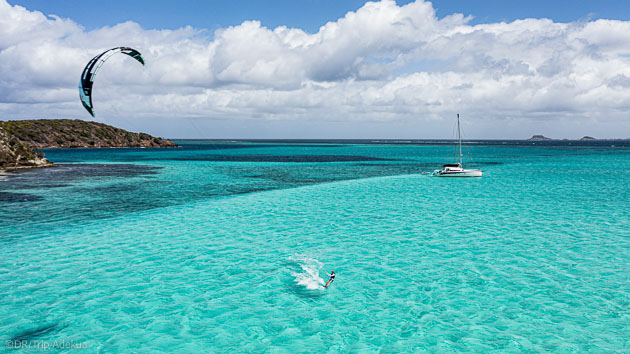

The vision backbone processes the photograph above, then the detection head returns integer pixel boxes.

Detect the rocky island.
[0,125,52,170]
[527,135,552,141]
[0,119,176,170]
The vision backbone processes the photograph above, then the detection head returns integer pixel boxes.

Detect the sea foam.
[289,254,325,290]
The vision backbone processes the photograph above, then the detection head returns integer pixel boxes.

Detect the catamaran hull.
[436,170,482,177]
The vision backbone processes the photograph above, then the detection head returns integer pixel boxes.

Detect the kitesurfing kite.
[78,47,145,117]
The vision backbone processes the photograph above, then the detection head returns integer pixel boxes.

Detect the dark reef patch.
[228,187,277,195]
[217,162,430,188]
[55,164,162,178]
[166,154,396,163]
[0,164,162,189]
[10,322,66,342]
[6,183,72,190]
[74,183,140,194]
[0,164,163,207]
[0,191,44,203]
[353,162,435,168]
[178,143,344,150]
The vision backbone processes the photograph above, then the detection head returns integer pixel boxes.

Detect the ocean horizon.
[1,139,628,351]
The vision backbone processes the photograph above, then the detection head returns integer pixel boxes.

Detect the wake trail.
[288,254,325,290]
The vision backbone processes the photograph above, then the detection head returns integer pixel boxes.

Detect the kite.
[79,47,145,117]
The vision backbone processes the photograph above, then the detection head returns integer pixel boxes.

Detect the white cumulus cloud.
[0,0,629,138]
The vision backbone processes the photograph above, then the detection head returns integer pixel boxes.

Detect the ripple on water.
[0,142,628,351]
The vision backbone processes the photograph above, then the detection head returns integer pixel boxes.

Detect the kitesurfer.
[324,270,335,288]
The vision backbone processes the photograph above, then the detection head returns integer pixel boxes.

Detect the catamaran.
[434,114,482,177]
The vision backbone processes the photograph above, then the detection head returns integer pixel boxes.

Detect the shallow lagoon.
[1,140,628,351]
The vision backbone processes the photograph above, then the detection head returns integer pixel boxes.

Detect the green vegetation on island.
[0,125,51,170]
[0,119,177,170]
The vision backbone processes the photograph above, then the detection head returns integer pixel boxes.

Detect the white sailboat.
[435,114,482,177]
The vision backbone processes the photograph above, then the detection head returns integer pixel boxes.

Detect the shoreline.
[38,145,180,149]
[1,119,178,172]
[0,162,55,174]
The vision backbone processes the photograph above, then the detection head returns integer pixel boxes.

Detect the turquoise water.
[1,141,628,351]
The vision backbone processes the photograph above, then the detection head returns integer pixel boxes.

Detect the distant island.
[527,135,552,141]
[528,135,629,141]
[0,119,176,170]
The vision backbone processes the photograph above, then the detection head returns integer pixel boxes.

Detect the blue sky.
[2,0,630,139]
[10,0,630,32]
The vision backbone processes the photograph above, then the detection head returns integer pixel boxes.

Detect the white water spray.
[289,254,325,290]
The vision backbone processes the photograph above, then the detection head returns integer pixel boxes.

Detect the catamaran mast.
[457,114,462,166]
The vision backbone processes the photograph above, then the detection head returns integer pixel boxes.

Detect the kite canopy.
[78,47,145,117]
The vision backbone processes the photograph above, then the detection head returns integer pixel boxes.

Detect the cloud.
[0,0,629,138]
